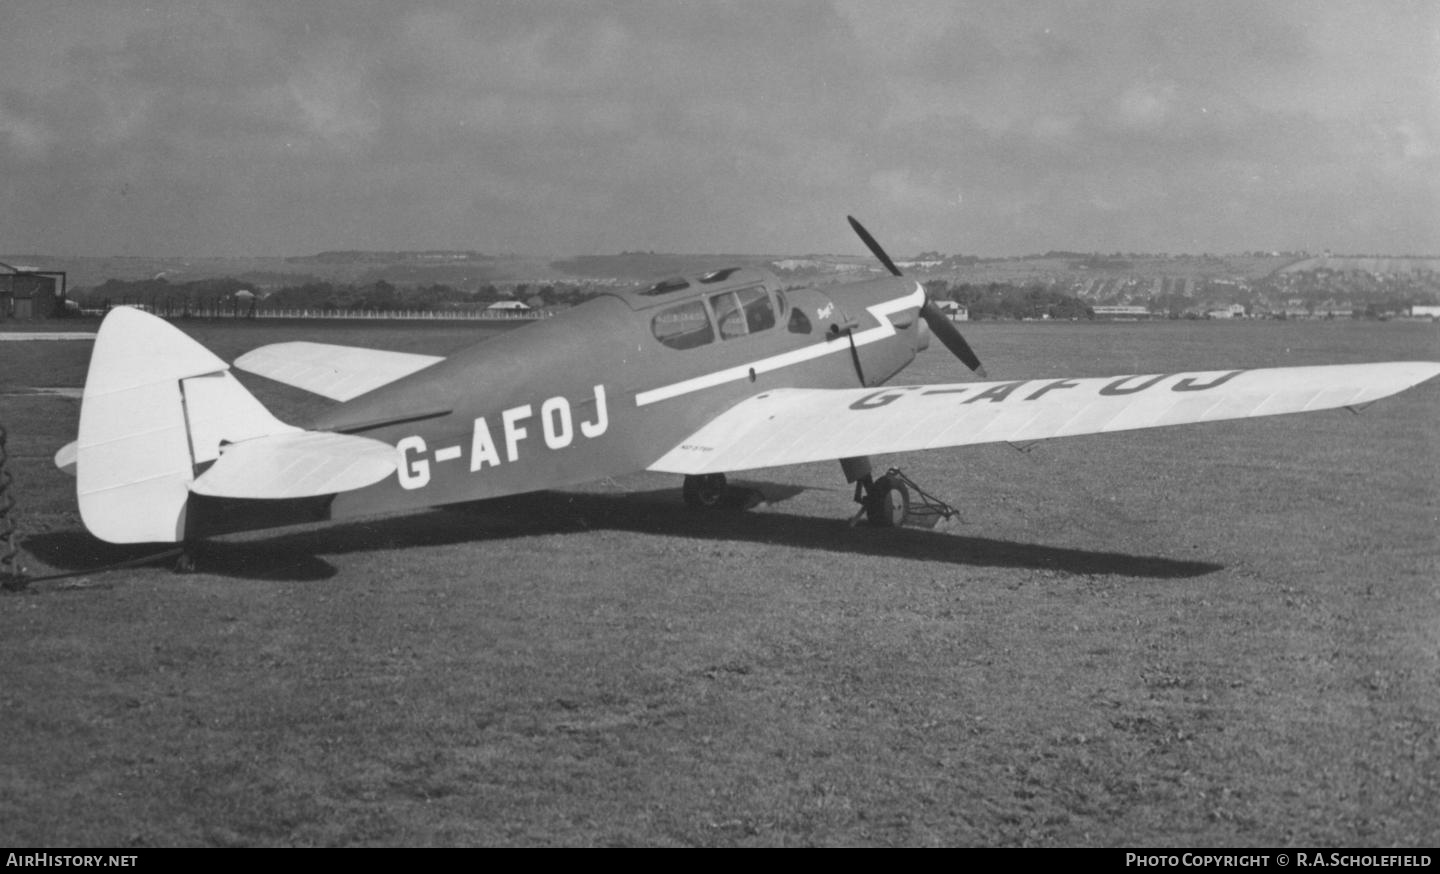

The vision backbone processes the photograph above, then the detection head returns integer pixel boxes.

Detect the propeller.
[847,215,987,379]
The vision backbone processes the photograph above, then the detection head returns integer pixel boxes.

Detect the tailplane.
[68,308,395,543]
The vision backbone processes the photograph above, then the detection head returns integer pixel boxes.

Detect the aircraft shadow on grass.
[21,480,1223,584]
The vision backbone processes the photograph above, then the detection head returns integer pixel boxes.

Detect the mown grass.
[0,317,1437,846]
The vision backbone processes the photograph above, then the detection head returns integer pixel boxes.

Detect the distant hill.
[1279,256,1440,274]
[8,248,1435,298]
[549,252,781,280]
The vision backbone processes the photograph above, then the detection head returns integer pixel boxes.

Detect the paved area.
[0,387,83,397]
[0,332,96,341]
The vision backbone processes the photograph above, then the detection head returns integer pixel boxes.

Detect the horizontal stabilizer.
[235,342,443,401]
[649,361,1440,475]
[190,431,397,499]
[55,441,77,476]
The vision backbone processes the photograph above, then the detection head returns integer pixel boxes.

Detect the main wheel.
[865,476,910,527]
[682,473,728,509]
[174,548,198,574]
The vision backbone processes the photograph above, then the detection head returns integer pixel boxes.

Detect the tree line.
[77,277,608,312]
[925,280,1094,320]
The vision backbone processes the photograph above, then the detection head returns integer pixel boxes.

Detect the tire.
[865,476,910,527]
[682,473,728,509]
[173,550,197,574]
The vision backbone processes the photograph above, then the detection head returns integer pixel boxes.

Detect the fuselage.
[283,268,928,523]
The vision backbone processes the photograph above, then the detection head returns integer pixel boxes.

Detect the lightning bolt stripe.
[634,282,925,407]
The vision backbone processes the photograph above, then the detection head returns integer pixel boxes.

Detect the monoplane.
[55,219,1440,550]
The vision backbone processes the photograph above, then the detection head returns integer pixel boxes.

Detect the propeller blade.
[847,215,903,277]
[848,214,988,377]
[921,302,987,378]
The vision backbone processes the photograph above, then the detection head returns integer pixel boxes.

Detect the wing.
[234,341,443,401]
[648,361,1440,475]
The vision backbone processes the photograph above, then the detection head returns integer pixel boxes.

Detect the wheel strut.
[850,467,960,529]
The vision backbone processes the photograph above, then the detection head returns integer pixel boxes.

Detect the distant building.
[1411,304,1440,319]
[932,300,969,321]
[772,259,821,271]
[0,262,66,320]
[1091,305,1154,319]
[485,300,531,311]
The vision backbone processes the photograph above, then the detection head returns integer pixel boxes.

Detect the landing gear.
[682,473,728,509]
[173,546,198,574]
[848,464,960,529]
[864,474,911,527]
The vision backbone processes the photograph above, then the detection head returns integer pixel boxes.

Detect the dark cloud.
[0,1,1434,256]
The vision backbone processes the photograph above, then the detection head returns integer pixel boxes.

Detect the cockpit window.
[710,287,776,339]
[652,300,713,349]
[738,287,775,333]
[710,291,746,339]
[787,306,812,334]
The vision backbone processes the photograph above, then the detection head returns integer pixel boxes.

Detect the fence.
[91,300,552,321]
[249,308,549,321]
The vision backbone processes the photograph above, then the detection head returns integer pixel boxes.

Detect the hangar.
[0,262,67,321]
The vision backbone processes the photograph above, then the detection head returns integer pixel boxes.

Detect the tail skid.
[69,308,396,543]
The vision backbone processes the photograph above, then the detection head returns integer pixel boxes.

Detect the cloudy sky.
[1,1,1435,257]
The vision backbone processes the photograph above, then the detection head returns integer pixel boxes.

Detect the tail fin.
[73,308,395,543]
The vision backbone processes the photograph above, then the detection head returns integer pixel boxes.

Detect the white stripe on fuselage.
[634,282,925,407]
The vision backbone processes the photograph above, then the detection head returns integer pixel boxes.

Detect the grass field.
[1,317,1437,846]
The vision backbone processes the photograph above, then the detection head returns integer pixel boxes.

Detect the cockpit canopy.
[604,266,798,351]
[610,266,782,309]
